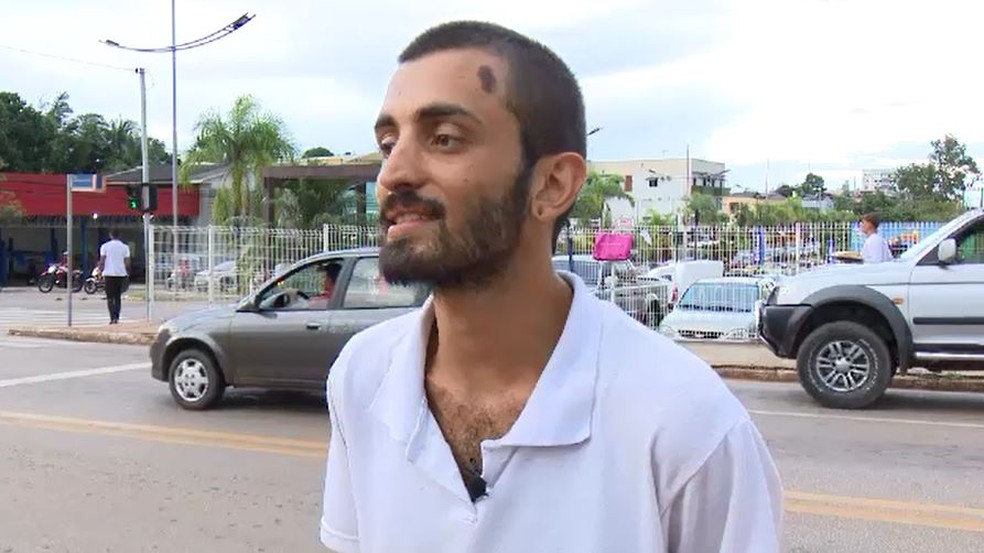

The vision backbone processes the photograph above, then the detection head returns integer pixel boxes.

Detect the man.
[320,21,782,553]
[860,212,894,264]
[97,228,130,324]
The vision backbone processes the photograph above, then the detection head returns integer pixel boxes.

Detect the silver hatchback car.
[150,248,430,410]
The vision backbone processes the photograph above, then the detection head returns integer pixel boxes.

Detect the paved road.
[0,336,982,552]
[0,286,211,331]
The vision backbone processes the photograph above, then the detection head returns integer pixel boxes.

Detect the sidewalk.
[7,320,161,345]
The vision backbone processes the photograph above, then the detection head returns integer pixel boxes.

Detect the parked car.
[150,248,430,410]
[658,276,776,342]
[759,208,984,409]
[193,260,238,293]
[637,259,725,308]
[552,254,668,326]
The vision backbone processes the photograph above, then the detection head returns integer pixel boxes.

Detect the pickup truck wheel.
[797,321,893,409]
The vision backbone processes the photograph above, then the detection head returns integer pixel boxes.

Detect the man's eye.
[433,134,460,148]
[378,140,395,157]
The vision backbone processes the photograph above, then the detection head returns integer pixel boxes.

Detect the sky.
[2,0,983,195]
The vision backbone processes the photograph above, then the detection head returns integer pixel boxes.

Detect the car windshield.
[676,282,761,312]
[896,212,977,262]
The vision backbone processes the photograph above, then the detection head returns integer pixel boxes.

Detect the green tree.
[275,178,353,229]
[570,171,633,226]
[0,190,24,225]
[799,172,826,198]
[930,134,980,201]
[182,95,297,226]
[0,92,53,172]
[683,191,727,224]
[302,146,334,158]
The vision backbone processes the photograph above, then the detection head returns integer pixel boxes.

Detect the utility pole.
[138,67,153,321]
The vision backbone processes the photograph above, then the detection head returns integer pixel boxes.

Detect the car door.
[907,219,984,351]
[226,258,346,388]
[324,256,430,376]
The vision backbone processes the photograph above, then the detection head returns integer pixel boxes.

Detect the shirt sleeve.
[662,417,784,553]
[320,371,360,553]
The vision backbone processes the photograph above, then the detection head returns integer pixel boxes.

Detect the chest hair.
[425,379,527,480]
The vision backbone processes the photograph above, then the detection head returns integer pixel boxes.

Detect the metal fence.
[147,220,944,341]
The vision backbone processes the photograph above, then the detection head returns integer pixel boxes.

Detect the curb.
[714,366,984,393]
[7,327,157,346]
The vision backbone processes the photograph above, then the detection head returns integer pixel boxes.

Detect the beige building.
[588,157,727,222]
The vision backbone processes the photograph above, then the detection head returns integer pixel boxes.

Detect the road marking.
[786,491,984,533]
[0,362,150,388]
[0,410,327,458]
[0,410,982,532]
[749,409,984,431]
[0,337,85,349]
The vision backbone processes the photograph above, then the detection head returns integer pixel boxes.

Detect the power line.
[0,43,134,72]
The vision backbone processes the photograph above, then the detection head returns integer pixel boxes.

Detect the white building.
[588,157,728,223]
[861,169,895,193]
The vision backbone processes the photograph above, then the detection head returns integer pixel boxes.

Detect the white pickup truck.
[758,208,984,409]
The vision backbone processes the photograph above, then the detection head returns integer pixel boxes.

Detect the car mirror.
[937,238,957,265]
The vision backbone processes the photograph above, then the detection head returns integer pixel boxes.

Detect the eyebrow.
[374,102,482,133]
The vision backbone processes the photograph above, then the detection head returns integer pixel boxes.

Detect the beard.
[378,167,532,292]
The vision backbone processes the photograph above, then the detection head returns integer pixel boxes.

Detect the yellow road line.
[0,410,327,458]
[2,410,983,532]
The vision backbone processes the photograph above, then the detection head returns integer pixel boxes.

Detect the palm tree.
[181,95,296,226]
[570,171,634,226]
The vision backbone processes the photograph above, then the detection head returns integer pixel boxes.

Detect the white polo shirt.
[99,239,130,277]
[320,272,783,553]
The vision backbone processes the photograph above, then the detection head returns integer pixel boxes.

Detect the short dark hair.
[398,20,586,250]
[861,212,881,228]
[110,228,122,239]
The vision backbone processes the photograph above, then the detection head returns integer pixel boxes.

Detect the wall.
[588,158,727,220]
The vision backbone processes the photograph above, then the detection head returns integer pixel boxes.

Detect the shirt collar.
[368,271,602,449]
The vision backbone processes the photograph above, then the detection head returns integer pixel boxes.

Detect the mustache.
[379,189,446,225]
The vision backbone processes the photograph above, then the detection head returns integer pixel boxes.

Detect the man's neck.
[427,258,574,395]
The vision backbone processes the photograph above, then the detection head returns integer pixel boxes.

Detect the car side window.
[342,257,423,309]
[955,223,984,264]
[257,260,342,311]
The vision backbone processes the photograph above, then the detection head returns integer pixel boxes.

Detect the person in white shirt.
[320,20,783,553]
[97,228,130,324]
[860,212,894,264]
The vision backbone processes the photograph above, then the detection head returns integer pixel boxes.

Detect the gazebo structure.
[261,154,382,226]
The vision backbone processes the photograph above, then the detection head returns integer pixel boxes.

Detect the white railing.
[147,220,945,341]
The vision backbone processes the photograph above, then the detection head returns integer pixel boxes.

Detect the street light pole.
[171,0,179,281]
[102,9,254,301]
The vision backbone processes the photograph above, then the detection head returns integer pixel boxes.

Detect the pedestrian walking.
[97,228,130,324]
[319,20,783,553]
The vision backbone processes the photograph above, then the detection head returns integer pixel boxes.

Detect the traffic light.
[124,183,158,213]
[126,184,141,210]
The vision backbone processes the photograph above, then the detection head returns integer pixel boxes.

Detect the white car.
[659,276,777,342]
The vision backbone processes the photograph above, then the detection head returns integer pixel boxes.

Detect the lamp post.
[102,8,254,290]
[567,126,604,272]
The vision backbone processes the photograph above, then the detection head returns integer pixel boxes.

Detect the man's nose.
[376,138,426,195]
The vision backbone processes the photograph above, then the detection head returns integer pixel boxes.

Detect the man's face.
[860,219,875,235]
[373,49,531,290]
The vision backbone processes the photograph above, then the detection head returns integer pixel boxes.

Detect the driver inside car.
[279,261,343,309]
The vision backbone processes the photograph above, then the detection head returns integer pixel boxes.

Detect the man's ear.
[529,152,587,223]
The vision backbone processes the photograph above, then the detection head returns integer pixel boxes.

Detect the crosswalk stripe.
[0,308,131,330]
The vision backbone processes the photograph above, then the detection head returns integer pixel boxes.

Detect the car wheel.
[168,348,225,411]
[797,321,893,409]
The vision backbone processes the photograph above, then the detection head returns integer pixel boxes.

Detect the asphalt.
[1,336,983,552]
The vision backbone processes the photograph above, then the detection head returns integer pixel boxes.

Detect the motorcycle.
[38,263,84,293]
[84,267,130,295]
[84,267,103,295]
